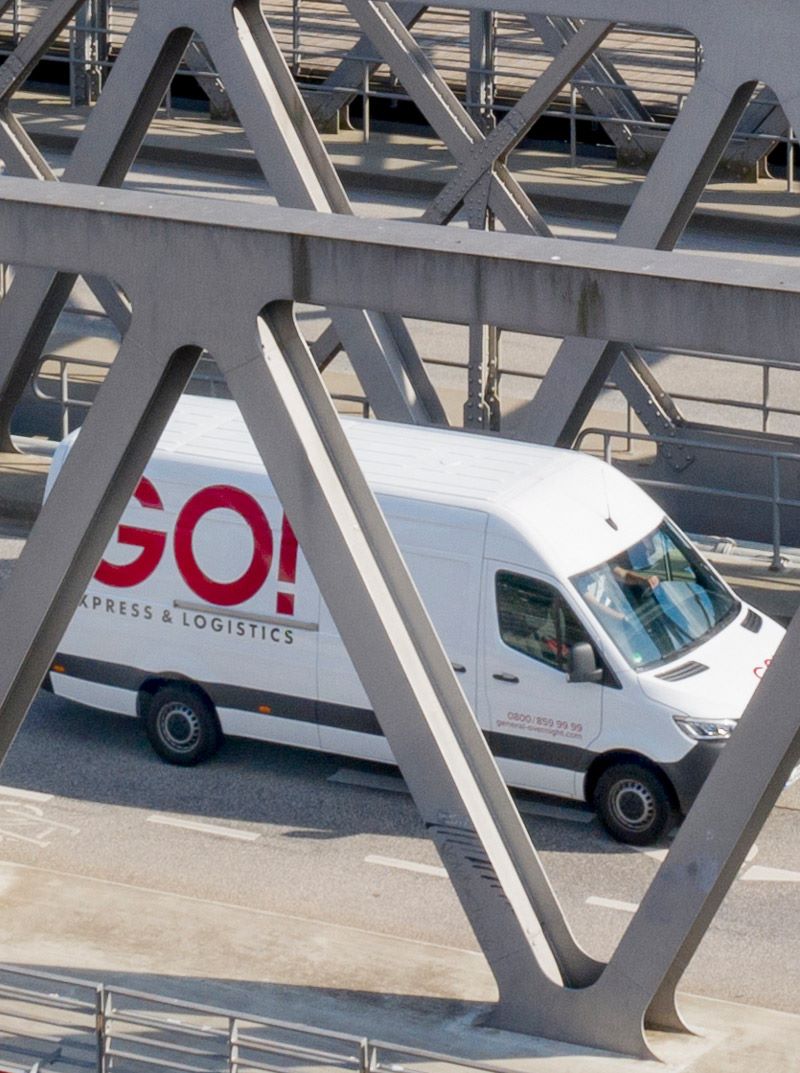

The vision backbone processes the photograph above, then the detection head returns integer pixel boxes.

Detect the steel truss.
[1,0,800,1059]
[1,176,800,1058]
[0,2,798,465]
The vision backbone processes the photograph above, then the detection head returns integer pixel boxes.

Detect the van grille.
[655,661,708,681]
[741,609,763,633]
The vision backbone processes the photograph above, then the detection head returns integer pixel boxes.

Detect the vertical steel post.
[788,128,795,193]
[771,455,783,572]
[361,60,370,142]
[467,9,495,131]
[291,0,301,77]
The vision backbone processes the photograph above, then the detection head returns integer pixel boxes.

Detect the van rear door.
[480,562,603,797]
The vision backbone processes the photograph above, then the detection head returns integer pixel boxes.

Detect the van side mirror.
[568,642,603,684]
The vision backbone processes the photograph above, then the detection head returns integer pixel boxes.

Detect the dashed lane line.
[0,785,53,803]
[365,854,447,878]
[586,896,639,913]
[631,843,758,865]
[739,865,800,883]
[147,815,260,842]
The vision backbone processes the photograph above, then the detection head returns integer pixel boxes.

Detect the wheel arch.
[584,750,680,812]
[136,674,213,720]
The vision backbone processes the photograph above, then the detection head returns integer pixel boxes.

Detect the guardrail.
[33,353,369,437]
[0,964,508,1073]
[32,354,102,439]
[0,3,796,182]
[575,426,800,572]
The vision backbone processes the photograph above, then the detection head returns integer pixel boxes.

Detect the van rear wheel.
[145,685,221,766]
[594,763,674,846]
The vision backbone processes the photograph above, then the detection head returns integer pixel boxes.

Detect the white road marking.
[586,896,639,913]
[632,846,668,862]
[147,815,260,842]
[631,843,758,864]
[0,785,53,803]
[365,854,447,878]
[0,802,78,847]
[739,865,800,883]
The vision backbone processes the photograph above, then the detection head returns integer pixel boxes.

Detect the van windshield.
[571,520,740,670]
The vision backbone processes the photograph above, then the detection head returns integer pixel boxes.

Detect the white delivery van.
[45,396,786,845]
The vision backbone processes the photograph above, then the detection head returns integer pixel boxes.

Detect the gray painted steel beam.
[307,2,426,129]
[0,13,192,450]
[422,17,612,227]
[518,75,757,446]
[0,110,132,332]
[183,37,235,119]
[192,0,444,427]
[0,328,199,755]
[2,179,800,361]
[527,14,654,160]
[1,179,800,1053]
[0,0,86,100]
[0,0,445,452]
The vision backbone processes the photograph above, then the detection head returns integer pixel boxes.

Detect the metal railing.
[32,353,104,439]
[0,3,796,181]
[0,964,510,1073]
[575,425,800,571]
[425,345,800,441]
[33,352,369,438]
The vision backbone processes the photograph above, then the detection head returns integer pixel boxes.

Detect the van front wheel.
[145,685,221,766]
[594,763,674,846]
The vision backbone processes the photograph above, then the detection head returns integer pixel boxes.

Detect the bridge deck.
[0,2,698,119]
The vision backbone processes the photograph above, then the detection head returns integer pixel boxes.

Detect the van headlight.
[673,716,737,741]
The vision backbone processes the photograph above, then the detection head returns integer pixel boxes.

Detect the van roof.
[156,396,661,576]
[160,396,591,503]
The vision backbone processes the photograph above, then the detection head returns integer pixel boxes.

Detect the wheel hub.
[158,701,201,752]
[611,778,656,832]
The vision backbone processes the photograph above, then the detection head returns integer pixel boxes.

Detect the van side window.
[495,571,590,673]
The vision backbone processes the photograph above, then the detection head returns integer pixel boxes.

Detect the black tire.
[144,685,221,766]
[593,762,674,846]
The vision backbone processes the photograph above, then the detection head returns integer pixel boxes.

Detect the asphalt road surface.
[1,524,799,1016]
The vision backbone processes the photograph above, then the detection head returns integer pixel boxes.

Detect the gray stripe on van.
[50,653,593,770]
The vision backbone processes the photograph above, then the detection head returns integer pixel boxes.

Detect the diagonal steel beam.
[222,298,603,990]
[342,0,550,238]
[307,2,426,129]
[420,17,614,227]
[0,16,193,450]
[0,109,132,333]
[527,14,654,159]
[0,0,87,100]
[517,75,757,447]
[5,179,800,1052]
[198,0,445,427]
[0,323,200,755]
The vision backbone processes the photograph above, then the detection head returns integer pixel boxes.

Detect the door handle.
[451,663,467,674]
[493,672,519,683]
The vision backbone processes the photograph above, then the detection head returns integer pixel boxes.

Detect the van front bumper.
[662,741,726,816]
[664,743,800,817]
